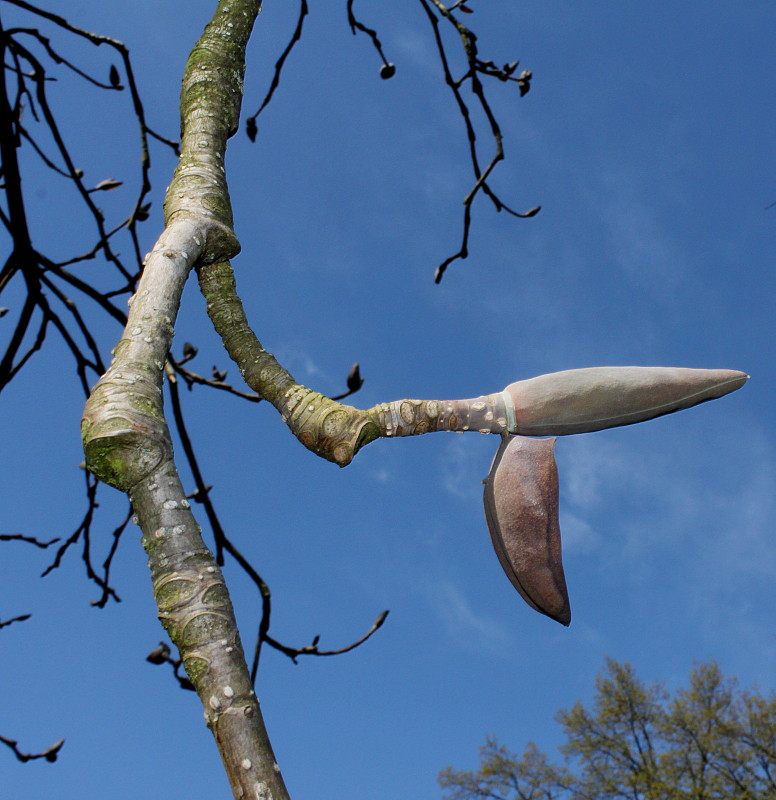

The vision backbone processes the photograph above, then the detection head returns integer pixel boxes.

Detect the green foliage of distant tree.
[439,659,776,800]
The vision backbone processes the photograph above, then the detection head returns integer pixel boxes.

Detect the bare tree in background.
[0,1,747,797]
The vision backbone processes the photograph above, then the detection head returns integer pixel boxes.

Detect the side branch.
[198,264,747,468]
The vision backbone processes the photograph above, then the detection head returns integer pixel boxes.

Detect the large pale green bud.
[502,367,748,436]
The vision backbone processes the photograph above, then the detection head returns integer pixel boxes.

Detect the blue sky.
[1,2,774,798]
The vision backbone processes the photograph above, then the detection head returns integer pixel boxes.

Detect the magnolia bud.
[502,367,748,436]
[483,435,570,626]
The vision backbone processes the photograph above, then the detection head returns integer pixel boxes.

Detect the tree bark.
[82,2,291,798]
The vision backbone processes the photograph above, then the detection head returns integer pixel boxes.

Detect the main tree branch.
[82,1,291,798]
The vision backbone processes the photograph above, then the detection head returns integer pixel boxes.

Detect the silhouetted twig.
[263,609,390,664]
[1,1,179,401]
[0,734,64,763]
[346,0,394,75]
[170,355,262,402]
[246,0,308,140]
[0,613,31,629]
[0,532,60,548]
[90,506,132,609]
[40,472,122,604]
[418,0,539,283]
[146,642,195,691]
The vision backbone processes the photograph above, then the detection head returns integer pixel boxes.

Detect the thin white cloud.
[302,354,323,378]
[426,579,511,652]
[559,435,631,510]
[594,167,686,304]
[372,468,391,484]
[440,434,493,501]
[559,510,602,554]
[563,419,775,644]
[393,27,440,72]
[274,346,326,382]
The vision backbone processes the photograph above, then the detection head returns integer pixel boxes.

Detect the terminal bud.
[503,367,748,436]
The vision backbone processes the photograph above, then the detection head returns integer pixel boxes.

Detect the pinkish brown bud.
[483,435,570,626]
[502,367,748,436]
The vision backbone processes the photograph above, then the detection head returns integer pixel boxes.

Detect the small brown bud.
[182,341,198,361]
[109,65,122,89]
[177,675,195,692]
[346,362,364,392]
[146,642,170,664]
[246,117,258,142]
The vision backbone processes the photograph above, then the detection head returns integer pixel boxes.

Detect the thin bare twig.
[170,355,263,402]
[0,735,64,763]
[8,26,123,89]
[40,472,122,604]
[418,0,539,282]
[246,0,308,139]
[0,532,60,547]
[90,506,131,608]
[0,613,32,629]
[146,642,195,691]
[263,609,390,664]
[346,0,393,70]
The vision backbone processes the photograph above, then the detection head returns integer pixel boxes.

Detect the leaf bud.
[109,64,122,89]
[146,642,171,665]
[346,362,364,392]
